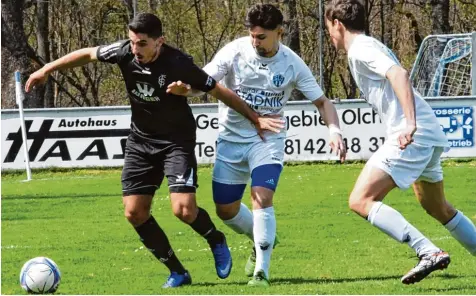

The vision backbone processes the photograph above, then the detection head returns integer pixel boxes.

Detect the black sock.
[134,216,186,274]
[189,207,225,246]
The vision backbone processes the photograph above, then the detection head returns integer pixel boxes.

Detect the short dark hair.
[128,13,163,38]
[245,4,283,30]
[325,0,366,32]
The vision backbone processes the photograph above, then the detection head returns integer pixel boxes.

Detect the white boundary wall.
[1,98,475,170]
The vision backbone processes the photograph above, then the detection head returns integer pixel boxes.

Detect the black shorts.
[121,133,198,196]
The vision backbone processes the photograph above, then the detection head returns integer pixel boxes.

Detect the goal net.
[411,33,475,97]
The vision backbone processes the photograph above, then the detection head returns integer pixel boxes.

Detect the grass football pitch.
[2,161,476,294]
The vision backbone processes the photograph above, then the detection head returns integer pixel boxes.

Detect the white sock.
[253,207,276,278]
[444,210,476,255]
[368,202,440,256]
[223,203,254,241]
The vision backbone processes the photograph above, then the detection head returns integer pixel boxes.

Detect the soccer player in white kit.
[325,0,476,285]
[168,4,346,287]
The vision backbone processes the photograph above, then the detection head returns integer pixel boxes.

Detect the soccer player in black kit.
[25,13,283,288]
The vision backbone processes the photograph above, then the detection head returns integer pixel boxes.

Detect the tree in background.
[2,0,43,108]
[1,0,475,108]
[35,0,54,107]
[431,0,451,34]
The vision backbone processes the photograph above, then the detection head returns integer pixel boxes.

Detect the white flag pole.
[15,71,32,181]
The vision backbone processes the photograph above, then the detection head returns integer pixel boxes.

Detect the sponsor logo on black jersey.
[132,82,160,101]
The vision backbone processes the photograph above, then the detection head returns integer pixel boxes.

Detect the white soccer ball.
[20,257,61,294]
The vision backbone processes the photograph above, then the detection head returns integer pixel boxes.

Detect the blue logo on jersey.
[433,106,473,148]
[272,74,285,87]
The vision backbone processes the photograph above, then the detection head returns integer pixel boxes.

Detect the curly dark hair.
[128,13,163,38]
[245,4,283,30]
[325,0,366,32]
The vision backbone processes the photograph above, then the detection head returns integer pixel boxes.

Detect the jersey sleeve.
[202,42,235,81]
[350,44,398,79]
[178,56,217,93]
[295,57,324,101]
[96,40,129,64]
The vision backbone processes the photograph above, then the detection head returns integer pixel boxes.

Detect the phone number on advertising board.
[283,136,386,155]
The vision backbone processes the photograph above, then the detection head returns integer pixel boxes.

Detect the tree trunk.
[283,0,300,55]
[403,11,423,52]
[283,0,304,100]
[148,0,157,12]
[1,0,43,108]
[430,0,451,34]
[347,65,358,99]
[1,47,18,108]
[380,0,394,48]
[36,0,54,107]
[122,0,135,20]
[363,0,371,35]
[133,0,138,16]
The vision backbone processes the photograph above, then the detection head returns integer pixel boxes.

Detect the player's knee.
[124,208,149,226]
[251,195,272,208]
[215,204,240,220]
[172,204,198,224]
[348,191,358,209]
[251,189,273,208]
[348,192,371,215]
[348,198,361,213]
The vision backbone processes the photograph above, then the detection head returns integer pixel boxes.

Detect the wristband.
[329,126,342,135]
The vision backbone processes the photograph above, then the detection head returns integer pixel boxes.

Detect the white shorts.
[213,138,284,184]
[367,143,445,189]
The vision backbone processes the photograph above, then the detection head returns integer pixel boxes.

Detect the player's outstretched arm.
[167,81,205,97]
[25,47,99,93]
[167,80,285,139]
[386,65,416,149]
[313,96,347,162]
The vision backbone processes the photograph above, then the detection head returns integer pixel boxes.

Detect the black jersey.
[96,40,216,143]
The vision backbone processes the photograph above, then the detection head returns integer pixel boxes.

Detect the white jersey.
[203,37,324,143]
[348,34,448,147]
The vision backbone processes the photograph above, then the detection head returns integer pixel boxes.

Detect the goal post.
[472,32,476,96]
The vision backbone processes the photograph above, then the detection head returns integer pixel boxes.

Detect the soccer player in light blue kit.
[168,4,346,286]
[325,0,476,285]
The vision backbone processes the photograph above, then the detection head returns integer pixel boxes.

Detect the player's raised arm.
[25,47,99,93]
